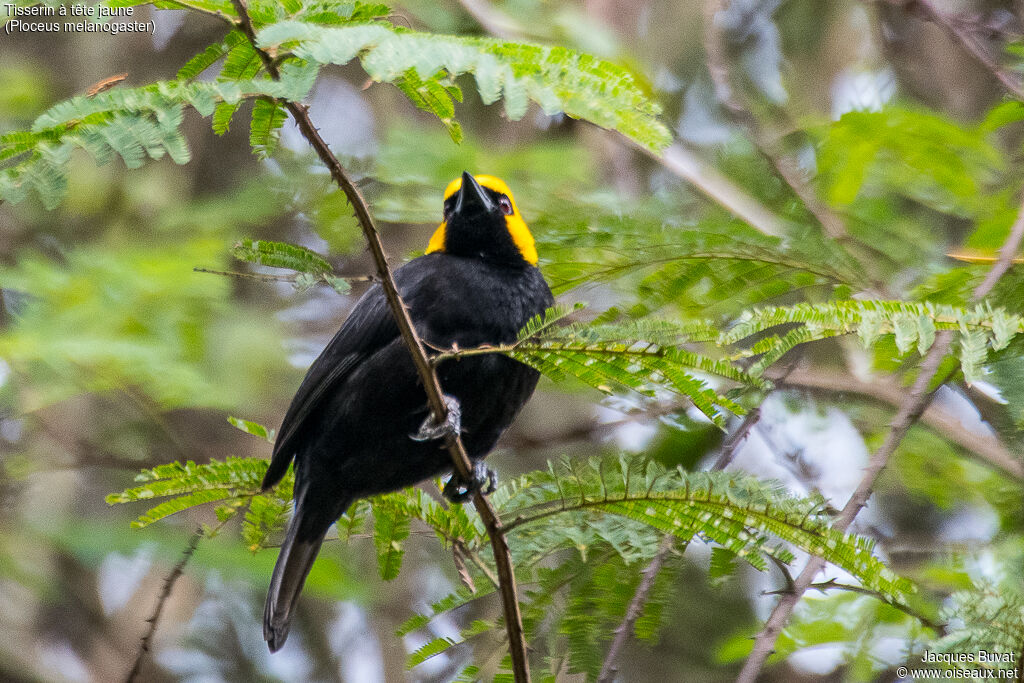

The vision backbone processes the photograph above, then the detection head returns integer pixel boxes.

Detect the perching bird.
[261,172,553,652]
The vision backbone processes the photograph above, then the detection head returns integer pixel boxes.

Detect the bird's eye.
[443,204,453,221]
[498,195,513,216]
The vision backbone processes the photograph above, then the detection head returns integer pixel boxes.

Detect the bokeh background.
[2,0,1024,681]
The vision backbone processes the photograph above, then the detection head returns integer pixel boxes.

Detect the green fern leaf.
[249,97,288,158]
[227,415,276,442]
[256,21,670,150]
[230,238,332,274]
[373,503,411,580]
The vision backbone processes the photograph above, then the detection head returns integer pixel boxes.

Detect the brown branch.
[764,579,943,632]
[736,193,1024,683]
[597,534,676,683]
[124,529,202,683]
[703,0,848,240]
[227,2,530,679]
[636,141,789,238]
[868,0,1024,100]
[772,366,1024,480]
[712,405,763,472]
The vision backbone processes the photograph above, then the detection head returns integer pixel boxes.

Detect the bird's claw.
[411,395,462,442]
[444,461,497,503]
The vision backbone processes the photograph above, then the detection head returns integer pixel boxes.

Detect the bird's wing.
[262,282,398,489]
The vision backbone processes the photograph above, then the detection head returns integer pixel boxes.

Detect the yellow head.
[426,172,538,267]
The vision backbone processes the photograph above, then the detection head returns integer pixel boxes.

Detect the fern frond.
[256,21,670,150]
[248,97,289,158]
[507,315,761,427]
[496,455,915,603]
[106,456,273,529]
[406,619,494,669]
[177,35,234,81]
[373,500,412,580]
[1,77,315,208]
[230,238,332,274]
[935,583,1024,659]
[242,486,291,551]
[722,300,1024,378]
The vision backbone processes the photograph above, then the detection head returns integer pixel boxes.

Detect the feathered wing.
[261,284,398,490]
[261,282,399,652]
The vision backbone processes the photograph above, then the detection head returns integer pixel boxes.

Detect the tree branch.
[637,141,790,238]
[736,193,1024,683]
[771,365,1024,480]
[227,2,530,678]
[764,578,943,632]
[867,0,1024,100]
[703,0,848,241]
[597,534,676,683]
[124,529,202,683]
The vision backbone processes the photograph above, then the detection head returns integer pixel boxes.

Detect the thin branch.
[703,0,848,240]
[637,141,789,238]
[711,405,762,472]
[124,529,202,683]
[867,0,1024,100]
[763,579,943,632]
[597,534,676,683]
[736,193,1024,683]
[973,197,1024,298]
[772,365,1024,480]
[227,2,530,678]
[194,266,374,285]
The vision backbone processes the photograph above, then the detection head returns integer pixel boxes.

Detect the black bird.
[261,172,553,651]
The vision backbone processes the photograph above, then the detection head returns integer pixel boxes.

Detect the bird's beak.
[453,171,494,218]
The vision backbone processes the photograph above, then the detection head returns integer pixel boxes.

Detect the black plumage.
[262,172,553,651]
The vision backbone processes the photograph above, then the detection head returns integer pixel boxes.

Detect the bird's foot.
[410,395,462,443]
[443,461,497,503]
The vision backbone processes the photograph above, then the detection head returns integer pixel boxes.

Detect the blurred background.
[2,0,1024,681]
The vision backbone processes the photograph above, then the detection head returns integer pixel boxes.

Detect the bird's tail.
[263,510,326,652]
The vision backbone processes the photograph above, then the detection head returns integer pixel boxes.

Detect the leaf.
[373,504,411,580]
[498,455,916,603]
[256,21,671,150]
[723,300,1024,377]
[230,238,332,274]
[248,97,288,158]
[227,416,276,443]
[177,37,233,81]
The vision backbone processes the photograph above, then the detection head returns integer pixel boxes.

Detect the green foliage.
[935,583,1024,659]
[497,456,913,601]
[257,20,670,150]
[452,305,763,428]
[106,456,268,527]
[0,239,284,410]
[372,498,412,580]
[816,106,1002,215]
[227,416,276,443]
[11,0,1021,678]
[229,238,353,293]
[722,300,1024,380]
[0,77,314,208]
[249,98,289,158]
[231,238,332,274]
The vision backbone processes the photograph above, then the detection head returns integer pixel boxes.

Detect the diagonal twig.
[597,534,677,683]
[227,1,530,679]
[866,0,1024,100]
[703,0,849,241]
[736,195,1024,683]
[125,529,202,682]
